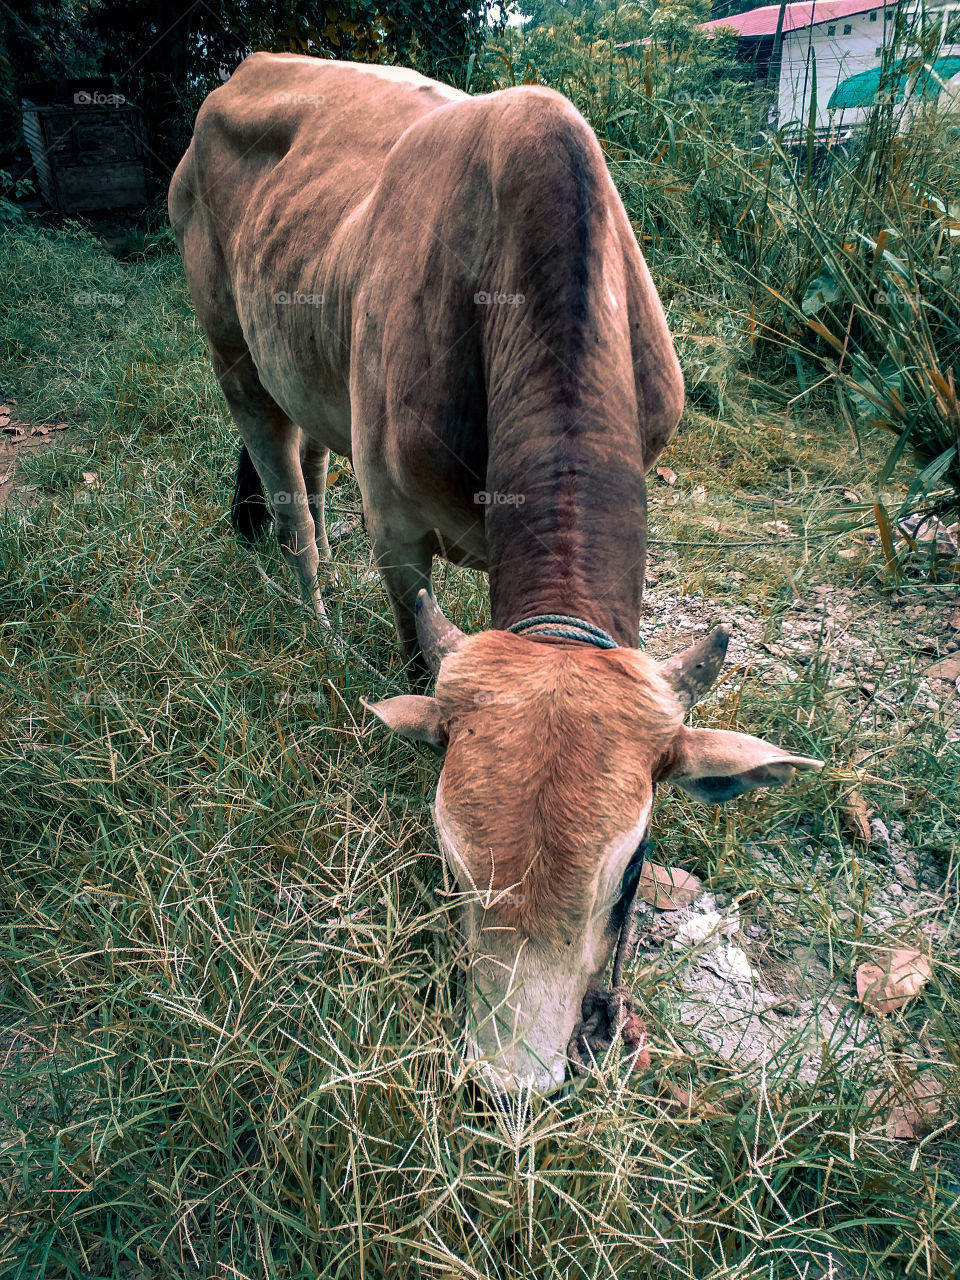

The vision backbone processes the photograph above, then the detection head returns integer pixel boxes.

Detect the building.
[700,0,960,133]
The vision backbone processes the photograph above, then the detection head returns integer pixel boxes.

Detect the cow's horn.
[660,625,730,710]
[415,589,466,677]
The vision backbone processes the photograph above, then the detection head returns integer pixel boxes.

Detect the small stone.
[328,518,355,543]
[870,818,891,850]
[893,861,918,890]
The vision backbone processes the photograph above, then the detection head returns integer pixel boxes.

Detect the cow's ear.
[660,725,822,804]
[362,695,447,751]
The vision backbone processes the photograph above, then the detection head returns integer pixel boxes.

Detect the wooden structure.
[21,82,147,215]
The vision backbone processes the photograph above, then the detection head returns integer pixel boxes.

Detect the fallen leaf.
[656,466,677,486]
[867,1074,942,1140]
[926,655,960,683]
[946,611,960,631]
[52,423,69,431]
[698,516,721,532]
[326,468,340,486]
[763,519,790,537]
[638,862,702,910]
[843,489,861,502]
[0,414,9,427]
[837,548,859,560]
[31,426,49,436]
[662,1081,727,1117]
[81,471,99,488]
[841,790,872,844]
[856,948,932,1015]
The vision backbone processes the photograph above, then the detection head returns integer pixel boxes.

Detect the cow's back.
[171,54,464,246]
[169,55,467,440]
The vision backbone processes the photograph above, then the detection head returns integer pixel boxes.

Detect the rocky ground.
[627,561,957,1105]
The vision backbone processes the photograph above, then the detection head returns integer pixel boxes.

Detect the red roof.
[702,0,889,37]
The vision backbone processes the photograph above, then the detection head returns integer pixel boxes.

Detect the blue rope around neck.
[506,614,620,650]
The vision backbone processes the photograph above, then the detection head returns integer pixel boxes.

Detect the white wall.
[776,0,960,130]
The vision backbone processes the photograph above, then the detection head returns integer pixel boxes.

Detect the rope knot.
[567,984,650,1077]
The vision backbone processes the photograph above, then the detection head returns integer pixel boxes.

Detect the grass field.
[0,85,959,1280]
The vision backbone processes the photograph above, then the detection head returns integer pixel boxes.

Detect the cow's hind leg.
[213,345,322,613]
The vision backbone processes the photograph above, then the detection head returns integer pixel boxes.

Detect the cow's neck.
[483,409,648,650]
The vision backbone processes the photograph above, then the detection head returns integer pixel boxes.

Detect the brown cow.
[170,55,821,1093]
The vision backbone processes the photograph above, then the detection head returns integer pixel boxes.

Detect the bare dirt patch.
[0,399,76,512]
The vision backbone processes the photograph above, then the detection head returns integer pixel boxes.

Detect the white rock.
[672,907,739,948]
[701,944,758,985]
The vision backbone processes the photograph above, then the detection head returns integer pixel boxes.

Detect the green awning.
[828,57,960,109]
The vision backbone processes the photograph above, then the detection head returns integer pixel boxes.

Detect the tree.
[2,2,498,196]
[0,0,99,167]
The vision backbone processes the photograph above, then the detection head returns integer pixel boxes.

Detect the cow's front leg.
[368,530,434,689]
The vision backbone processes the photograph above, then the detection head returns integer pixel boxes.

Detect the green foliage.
[0,169,32,225]
[1,1,499,188]
[0,0,100,165]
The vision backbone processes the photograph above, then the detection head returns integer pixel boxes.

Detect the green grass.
[0,173,958,1277]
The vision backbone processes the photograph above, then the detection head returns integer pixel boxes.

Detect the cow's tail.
[230,444,272,541]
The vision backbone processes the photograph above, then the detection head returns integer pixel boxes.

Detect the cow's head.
[366,592,821,1095]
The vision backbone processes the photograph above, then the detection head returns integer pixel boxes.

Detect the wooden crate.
[21,96,148,215]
